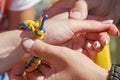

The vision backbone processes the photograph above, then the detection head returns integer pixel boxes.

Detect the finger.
[97,32,110,47]
[38,64,53,77]
[85,32,99,41]
[43,1,68,18]
[72,34,85,51]
[69,19,119,36]
[70,0,88,20]
[22,39,72,67]
[9,61,25,80]
[82,50,88,56]
[92,41,103,52]
[85,32,110,46]
[85,41,98,60]
[42,60,51,67]
[26,70,44,80]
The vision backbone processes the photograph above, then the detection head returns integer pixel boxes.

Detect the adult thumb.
[70,0,88,20]
[22,39,66,65]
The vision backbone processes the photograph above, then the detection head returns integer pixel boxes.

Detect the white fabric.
[9,0,41,11]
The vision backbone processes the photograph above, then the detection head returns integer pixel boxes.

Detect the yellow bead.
[18,16,46,72]
[26,67,35,72]
[34,59,41,64]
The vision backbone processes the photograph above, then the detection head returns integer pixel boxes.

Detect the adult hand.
[1,12,118,74]
[9,39,109,80]
[44,12,119,59]
[44,0,87,20]
[44,0,120,24]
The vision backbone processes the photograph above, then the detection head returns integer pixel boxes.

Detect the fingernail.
[95,41,101,48]
[87,42,92,48]
[70,11,81,19]
[105,40,109,45]
[102,20,114,24]
[23,39,35,51]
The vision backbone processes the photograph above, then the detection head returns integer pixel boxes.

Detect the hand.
[0,30,34,74]
[1,12,118,74]
[44,12,119,59]
[44,0,87,19]
[9,39,109,80]
[44,0,120,24]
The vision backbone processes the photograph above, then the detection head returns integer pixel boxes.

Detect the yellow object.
[18,17,44,39]
[52,0,112,70]
[25,57,42,72]
[52,0,111,71]
[54,0,59,2]
[94,45,111,70]
[18,15,48,72]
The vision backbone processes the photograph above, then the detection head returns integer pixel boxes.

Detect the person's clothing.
[10,0,41,11]
[0,0,41,31]
[0,72,9,80]
[109,64,120,80]
[0,0,40,20]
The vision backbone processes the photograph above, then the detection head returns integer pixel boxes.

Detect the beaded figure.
[18,15,48,72]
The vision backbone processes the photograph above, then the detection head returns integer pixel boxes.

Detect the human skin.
[44,0,120,24]
[43,12,118,59]
[0,12,119,74]
[10,39,109,80]
[8,0,119,80]
[8,7,35,30]
[0,30,32,73]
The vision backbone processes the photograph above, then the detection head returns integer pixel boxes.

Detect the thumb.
[22,39,68,66]
[70,20,119,36]
[70,0,88,20]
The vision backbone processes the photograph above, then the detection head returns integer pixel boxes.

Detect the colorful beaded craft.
[18,15,48,72]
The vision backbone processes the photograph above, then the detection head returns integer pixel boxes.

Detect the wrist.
[42,19,56,44]
[42,19,53,44]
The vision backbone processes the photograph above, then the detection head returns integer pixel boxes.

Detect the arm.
[0,30,32,73]
[7,0,41,30]
[7,7,35,30]
[0,12,119,74]
[10,39,109,80]
[45,0,120,24]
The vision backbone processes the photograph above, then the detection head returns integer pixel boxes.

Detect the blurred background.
[110,33,120,64]
[36,0,120,64]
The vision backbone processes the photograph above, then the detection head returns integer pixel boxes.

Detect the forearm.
[8,7,35,30]
[0,30,32,73]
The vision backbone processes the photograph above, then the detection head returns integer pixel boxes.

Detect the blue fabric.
[0,72,9,80]
[0,11,3,21]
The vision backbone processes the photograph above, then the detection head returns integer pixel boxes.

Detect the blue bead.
[40,14,48,30]
[25,56,37,69]
[34,31,40,37]
[18,22,32,31]
[34,19,38,22]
